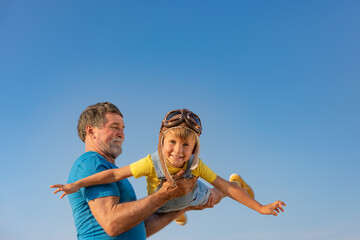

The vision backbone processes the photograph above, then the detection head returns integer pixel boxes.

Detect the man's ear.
[86,125,95,138]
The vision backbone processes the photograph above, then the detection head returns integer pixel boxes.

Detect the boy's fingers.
[278,201,285,211]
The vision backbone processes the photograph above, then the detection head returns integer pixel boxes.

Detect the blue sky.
[1,1,359,239]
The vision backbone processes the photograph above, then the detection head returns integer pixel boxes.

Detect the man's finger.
[172,170,185,180]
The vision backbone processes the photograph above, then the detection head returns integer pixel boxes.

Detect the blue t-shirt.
[68,151,146,240]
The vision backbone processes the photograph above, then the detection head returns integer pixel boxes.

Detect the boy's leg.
[174,181,211,226]
[229,173,255,198]
[174,188,224,226]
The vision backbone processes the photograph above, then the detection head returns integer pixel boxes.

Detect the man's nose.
[117,129,125,140]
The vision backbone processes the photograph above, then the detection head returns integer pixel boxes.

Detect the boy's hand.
[50,183,80,199]
[259,200,286,216]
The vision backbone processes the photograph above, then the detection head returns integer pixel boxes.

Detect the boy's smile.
[162,132,196,168]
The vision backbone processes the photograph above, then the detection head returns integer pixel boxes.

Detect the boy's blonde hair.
[164,127,197,144]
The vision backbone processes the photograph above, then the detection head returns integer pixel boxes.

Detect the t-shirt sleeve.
[192,159,218,183]
[129,154,152,179]
[76,156,120,202]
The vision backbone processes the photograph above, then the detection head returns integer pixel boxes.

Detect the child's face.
[162,132,196,168]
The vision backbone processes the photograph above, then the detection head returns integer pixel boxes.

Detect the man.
[68,102,208,239]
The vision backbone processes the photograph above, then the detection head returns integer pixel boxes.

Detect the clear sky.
[1,1,359,239]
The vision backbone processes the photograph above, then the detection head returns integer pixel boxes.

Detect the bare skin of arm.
[211,176,285,216]
[50,166,133,199]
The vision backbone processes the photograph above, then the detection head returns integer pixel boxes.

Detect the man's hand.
[159,170,198,200]
[184,191,217,212]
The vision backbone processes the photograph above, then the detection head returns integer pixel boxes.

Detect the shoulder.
[77,152,114,168]
[192,158,217,182]
[69,152,115,182]
[130,154,152,167]
[195,158,206,169]
[130,154,154,178]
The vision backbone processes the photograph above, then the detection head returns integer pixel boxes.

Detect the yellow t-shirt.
[130,154,218,195]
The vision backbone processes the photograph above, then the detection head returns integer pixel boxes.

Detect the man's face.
[92,113,125,160]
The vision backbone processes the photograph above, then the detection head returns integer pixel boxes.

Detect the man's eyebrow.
[111,122,125,128]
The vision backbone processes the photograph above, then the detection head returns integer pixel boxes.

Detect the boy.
[51,109,285,225]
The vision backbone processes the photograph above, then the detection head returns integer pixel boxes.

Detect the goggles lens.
[188,113,201,126]
[165,111,182,121]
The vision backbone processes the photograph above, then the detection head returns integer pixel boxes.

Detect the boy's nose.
[174,144,182,154]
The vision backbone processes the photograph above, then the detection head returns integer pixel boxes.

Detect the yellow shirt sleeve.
[192,158,217,183]
[129,154,162,195]
[129,154,153,179]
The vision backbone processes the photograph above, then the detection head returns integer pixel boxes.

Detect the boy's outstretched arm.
[211,176,285,216]
[50,165,133,199]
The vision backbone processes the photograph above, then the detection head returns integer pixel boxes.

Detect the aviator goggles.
[162,109,202,134]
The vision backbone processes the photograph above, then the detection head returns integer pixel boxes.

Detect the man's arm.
[88,176,198,237]
[144,210,186,237]
[144,192,217,237]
